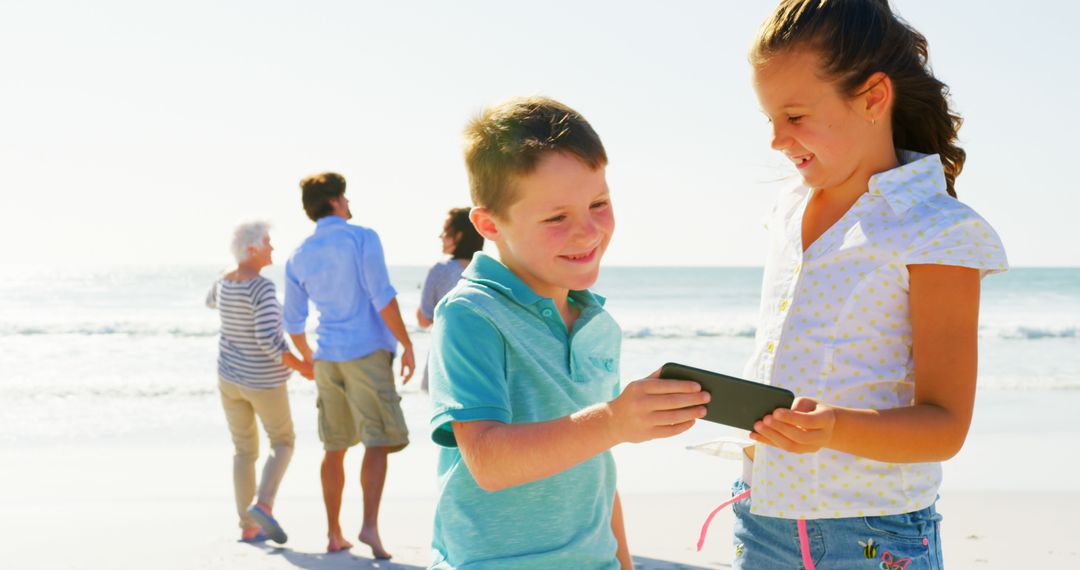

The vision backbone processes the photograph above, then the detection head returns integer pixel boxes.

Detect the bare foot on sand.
[327,532,354,553]
[359,527,391,560]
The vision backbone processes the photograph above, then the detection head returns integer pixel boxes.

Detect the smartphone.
[659,362,795,431]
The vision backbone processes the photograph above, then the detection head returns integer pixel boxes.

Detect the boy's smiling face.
[473,151,614,300]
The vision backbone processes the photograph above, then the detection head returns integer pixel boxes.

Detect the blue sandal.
[240,530,269,543]
[246,505,287,544]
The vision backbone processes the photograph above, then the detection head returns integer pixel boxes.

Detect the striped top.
[206,275,292,388]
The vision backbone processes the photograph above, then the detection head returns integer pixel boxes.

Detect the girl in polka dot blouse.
[719,1,1008,568]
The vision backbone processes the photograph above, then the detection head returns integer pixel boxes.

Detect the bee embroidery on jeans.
[858,538,877,558]
[735,543,744,558]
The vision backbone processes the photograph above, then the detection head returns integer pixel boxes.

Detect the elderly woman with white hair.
[206,221,312,544]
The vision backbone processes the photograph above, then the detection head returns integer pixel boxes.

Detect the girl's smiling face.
[753,49,886,195]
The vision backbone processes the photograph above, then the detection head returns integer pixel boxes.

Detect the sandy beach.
[3,387,1078,569]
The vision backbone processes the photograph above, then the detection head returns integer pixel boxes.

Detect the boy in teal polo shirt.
[427,96,711,569]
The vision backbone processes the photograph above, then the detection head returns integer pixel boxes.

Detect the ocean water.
[0,264,1077,444]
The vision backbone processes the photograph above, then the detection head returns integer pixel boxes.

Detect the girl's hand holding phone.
[750,396,837,454]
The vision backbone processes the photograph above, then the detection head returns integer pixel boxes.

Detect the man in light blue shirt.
[284,171,414,559]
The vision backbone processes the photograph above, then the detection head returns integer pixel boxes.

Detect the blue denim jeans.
[731,479,944,570]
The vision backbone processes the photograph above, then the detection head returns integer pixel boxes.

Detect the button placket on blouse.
[770,195,870,390]
[771,258,803,361]
[761,227,805,382]
[760,273,803,386]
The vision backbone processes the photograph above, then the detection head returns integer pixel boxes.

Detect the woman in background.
[416,207,484,391]
[206,221,312,544]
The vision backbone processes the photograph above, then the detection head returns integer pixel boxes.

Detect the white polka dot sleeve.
[903,205,1008,277]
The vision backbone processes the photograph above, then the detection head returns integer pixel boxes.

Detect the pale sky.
[2,0,1076,267]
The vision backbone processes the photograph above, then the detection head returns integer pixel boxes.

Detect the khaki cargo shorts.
[314,350,409,452]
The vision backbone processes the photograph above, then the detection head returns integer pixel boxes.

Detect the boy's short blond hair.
[463,96,607,217]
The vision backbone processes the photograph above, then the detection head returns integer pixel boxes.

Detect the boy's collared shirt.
[283,216,398,362]
[745,151,1008,520]
[428,252,621,570]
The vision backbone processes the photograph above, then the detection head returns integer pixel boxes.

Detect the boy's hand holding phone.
[605,371,710,444]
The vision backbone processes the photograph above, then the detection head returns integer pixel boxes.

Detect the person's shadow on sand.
[632,555,729,569]
[262,547,426,569]
[247,544,725,569]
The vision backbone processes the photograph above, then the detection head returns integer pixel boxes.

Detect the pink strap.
[695,487,816,570]
[797,519,816,570]
[695,488,752,551]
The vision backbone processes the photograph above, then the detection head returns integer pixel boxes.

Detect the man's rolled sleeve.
[282,260,309,335]
[358,230,397,311]
[428,298,509,448]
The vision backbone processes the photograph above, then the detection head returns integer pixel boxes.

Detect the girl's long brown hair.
[752,0,964,197]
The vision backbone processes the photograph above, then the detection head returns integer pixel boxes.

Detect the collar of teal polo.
[463,251,606,310]
[867,150,949,215]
